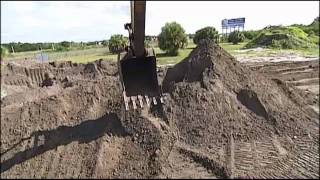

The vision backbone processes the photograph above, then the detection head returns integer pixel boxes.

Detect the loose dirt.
[1,40,319,178]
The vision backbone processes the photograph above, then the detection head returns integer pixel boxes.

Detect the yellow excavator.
[118,1,163,111]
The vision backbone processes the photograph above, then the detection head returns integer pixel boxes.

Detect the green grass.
[245,26,318,49]
[66,54,117,64]
[220,42,247,51]
[65,42,198,65]
[154,43,196,65]
[4,46,109,62]
[3,40,318,66]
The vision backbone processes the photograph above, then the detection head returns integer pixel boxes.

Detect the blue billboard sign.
[222,18,245,28]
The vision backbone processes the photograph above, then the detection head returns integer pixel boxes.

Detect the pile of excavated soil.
[162,40,318,147]
[1,40,319,178]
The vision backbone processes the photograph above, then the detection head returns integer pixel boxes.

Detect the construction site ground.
[1,40,319,179]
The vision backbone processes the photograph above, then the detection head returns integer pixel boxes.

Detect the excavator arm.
[118,0,163,111]
[130,1,146,58]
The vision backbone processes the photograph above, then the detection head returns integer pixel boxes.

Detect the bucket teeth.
[131,96,137,110]
[152,97,157,105]
[138,95,143,108]
[123,91,129,111]
[160,97,164,103]
[123,94,165,111]
[145,96,150,107]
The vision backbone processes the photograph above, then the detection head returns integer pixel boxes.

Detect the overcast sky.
[1,1,319,43]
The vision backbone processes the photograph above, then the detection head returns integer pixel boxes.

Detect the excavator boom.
[130,1,145,58]
[118,1,163,111]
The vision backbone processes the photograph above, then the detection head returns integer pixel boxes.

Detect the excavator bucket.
[118,51,163,110]
[118,1,164,110]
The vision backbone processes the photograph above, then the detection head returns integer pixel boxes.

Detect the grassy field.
[4,46,112,63]
[154,43,197,65]
[3,41,319,65]
[67,42,197,65]
[66,53,117,63]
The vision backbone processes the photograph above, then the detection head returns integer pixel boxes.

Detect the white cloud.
[1,1,319,43]
[146,1,319,35]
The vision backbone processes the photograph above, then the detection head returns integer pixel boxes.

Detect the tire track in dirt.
[246,59,319,116]
[231,137,282,177]
[168,135,319,179]
[238,136,319,179]
[247,60,319,86]
[162,142,220,179]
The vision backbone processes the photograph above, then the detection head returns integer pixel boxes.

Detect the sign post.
[36,51,49,63]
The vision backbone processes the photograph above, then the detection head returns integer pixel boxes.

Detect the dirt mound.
[1,59,175,178]
[163,39,318,144]
[245,26,316,49]
[1,40,319,178]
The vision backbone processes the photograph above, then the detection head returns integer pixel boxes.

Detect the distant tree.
[60,41,70,48]
[102,40,108,47]
[228,31,245,44]
[187,33,195,40]
[145,36,152,41]
[144,39,151,48]
[158,22,187,56]
[193,26,219,44]
[108,34,127,54]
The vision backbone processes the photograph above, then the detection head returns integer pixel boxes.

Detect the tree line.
[1,40,108,53]
[108,22,248,56]
[2,16,317,58]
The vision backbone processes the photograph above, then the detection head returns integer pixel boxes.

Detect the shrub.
[245,26,316,49]
[60,41,70,48]
[144,40,151,48]
[102,40,108,47]
[54,45,67,52]
[219,35,228,43]
[108,34,127,54]
[243,30,261,40]
[228,31,245,44]
[158,22,187,56]
[1,46,9,58]
[193,26,219,44]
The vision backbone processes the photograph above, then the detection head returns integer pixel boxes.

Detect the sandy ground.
[1,40,319,178]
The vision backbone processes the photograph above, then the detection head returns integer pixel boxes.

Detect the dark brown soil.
[1,40,319,178]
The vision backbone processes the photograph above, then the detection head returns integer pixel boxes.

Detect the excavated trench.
[236,89,268,119]
[1,40,319,178]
